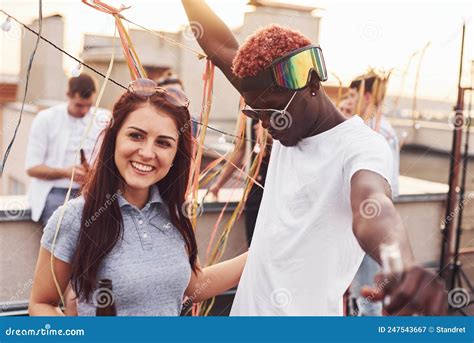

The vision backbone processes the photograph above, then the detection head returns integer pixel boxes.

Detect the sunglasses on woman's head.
[127,78,190,108]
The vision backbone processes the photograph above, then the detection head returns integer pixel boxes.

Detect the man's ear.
[308,71,321,95]
[309,79,320,96]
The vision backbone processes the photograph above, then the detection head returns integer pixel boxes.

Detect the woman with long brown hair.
[29,79,247,316]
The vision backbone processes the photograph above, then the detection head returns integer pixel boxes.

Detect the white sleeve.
[25,111,49,169]
[342,132,393,193]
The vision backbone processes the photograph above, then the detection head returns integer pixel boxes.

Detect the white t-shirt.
[230,116,393,316]
[53,114,98,188]
[368,116,400,196]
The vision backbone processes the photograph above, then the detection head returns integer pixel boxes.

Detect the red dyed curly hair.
[232,24,312,78]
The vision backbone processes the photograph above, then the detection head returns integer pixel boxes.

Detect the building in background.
[0,1,332,196]
[1,14,65,196]
[0,74,19,195]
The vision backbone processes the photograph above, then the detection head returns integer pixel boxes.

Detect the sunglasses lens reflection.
[162,87,189,108]
[242,109,259,119]
[128,78,157,97]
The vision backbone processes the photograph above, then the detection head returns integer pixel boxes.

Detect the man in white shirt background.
[25,73,105,226]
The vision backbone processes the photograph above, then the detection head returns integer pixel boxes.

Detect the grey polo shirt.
[40,186,191,316]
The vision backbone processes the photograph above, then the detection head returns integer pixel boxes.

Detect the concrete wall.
[0,103,37,195]
[0,220,42,310]
[17,15,68,104]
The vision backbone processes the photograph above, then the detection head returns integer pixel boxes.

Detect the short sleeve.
[40,199,83,263]
[343,132,393,194]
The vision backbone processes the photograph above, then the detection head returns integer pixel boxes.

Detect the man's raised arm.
[182,0,242,92]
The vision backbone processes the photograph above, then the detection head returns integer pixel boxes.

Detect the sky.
[0,0,473,101]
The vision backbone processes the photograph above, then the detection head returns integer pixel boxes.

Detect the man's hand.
[62,165,87,184]
[361,266,448,316]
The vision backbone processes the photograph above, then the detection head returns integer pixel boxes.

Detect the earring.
[310,83,320,97]
[309,71,321,97]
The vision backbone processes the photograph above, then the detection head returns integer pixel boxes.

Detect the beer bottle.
[95,278,117,316]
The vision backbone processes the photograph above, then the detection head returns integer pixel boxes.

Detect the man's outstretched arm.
[350,170,413,265]
[350,170,447,315]
[182,0,242,92]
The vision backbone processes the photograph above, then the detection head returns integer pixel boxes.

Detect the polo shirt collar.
[117,185,163,209]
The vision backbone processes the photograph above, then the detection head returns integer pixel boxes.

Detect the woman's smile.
[130,160,156,174]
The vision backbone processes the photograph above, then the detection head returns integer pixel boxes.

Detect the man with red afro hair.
[182,0,446,316]
[232,24,312,79]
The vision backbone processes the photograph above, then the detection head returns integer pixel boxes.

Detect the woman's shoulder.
[61,195,86,219]
[40,195,86,263]
[44,195,85,231]
[68,195,86,209]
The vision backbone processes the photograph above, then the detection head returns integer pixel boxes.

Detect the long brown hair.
[70,91,198,302]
